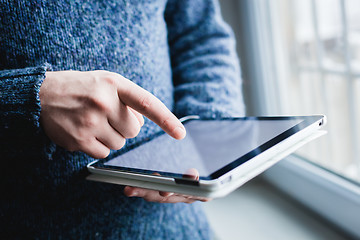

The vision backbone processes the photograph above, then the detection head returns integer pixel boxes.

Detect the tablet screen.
[93,116,323,180]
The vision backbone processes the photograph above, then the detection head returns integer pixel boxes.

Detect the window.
[231,0,360,238]
[277,0,360,183]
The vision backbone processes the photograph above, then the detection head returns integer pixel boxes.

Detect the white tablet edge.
[86,130,327,198]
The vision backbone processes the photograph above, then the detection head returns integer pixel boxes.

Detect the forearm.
[165,0,245,118]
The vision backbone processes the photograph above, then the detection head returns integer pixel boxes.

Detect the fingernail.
[174,126,186,139]
[130,191,138,197]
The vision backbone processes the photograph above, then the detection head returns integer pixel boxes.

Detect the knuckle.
[161,116,172,130]
[139,95,153,112]
[102,75,117,86]
[97,101,112,115]
[86,93,112,114]
[81,113,100,128]
[81,83,115,114]
[95,70,117,85]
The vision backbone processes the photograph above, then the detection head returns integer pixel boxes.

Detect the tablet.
[87,115,326,198]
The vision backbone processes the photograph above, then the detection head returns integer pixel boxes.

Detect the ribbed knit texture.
[0,0,245,239]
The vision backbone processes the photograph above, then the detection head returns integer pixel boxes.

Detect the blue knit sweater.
[0,0,245,239]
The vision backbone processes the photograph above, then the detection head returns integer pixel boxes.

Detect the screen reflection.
[104,118,302,178]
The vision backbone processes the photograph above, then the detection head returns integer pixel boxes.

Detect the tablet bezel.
[89,115,326,181]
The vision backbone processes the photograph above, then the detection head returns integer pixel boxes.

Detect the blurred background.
[203,1,360,239]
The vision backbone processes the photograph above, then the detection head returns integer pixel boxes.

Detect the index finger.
[115,75,186,140]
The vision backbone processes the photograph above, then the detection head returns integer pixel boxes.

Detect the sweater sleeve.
[164,0,246,119]
[0,63,54,160]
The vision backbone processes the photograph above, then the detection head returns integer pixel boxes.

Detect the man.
[0,0,245,238]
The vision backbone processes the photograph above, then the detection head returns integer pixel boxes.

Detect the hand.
[123,187,211,204]
[39,70,186,159]
[124,169,212,203]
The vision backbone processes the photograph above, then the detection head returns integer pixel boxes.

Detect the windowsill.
[263,155,360,239]
[203,176,348,240]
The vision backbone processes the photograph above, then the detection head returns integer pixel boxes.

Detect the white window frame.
[237,1,360,238]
